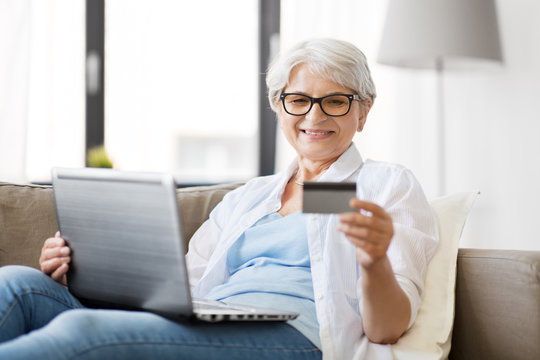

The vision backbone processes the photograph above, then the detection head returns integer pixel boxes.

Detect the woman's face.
[278,64,371,164]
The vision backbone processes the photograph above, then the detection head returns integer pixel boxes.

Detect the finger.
[40,238,59,264]
[41,256,71,274]
[43,236,65,249]
[339,223,389,244]
[351,239,378,253]
[348,233,390,257]
[339,216,392,242]
[40,257,71,275]
[50,263,69,284]
[348,237,386,260]
[339,212,387,231]
[338,222,369,239]
[41,246,71,262]
[349,199,391,220]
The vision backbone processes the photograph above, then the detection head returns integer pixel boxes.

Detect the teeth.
[305,130,330,135]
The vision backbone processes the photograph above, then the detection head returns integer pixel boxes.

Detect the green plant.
[86,145,113,168]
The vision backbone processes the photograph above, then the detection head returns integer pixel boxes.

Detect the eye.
[286,95,310,105]
[328,99,346,105]
[324,96,349,107]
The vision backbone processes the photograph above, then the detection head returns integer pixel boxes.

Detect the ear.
[276,106,285,129]
[357,98,373,132]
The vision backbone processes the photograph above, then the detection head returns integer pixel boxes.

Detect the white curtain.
[0,1,32,183]
[0,0,85,184]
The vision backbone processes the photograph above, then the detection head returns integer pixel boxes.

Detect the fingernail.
[60,247,70,256]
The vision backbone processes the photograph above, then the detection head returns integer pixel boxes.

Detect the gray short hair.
[266,38,376,112]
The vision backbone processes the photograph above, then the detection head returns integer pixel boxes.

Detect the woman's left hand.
[338,199,394,268]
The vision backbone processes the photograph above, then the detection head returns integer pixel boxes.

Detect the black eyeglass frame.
[279,93,363,117]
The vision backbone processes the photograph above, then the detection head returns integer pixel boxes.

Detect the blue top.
[204,211,320,348]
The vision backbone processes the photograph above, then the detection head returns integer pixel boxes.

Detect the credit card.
[302,182,357,214]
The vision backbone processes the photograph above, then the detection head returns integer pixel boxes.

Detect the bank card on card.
[302,182,357,214]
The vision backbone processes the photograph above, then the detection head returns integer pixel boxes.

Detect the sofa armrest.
[450,248,540,360]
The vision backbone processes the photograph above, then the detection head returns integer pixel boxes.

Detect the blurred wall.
[442,0,540,250]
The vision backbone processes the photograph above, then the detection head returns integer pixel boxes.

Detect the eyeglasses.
[279,93,362,117]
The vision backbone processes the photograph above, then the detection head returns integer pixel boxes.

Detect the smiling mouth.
[303,129,333,135]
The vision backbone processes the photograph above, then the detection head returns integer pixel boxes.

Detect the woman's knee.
[47,309,115,337]
[50,309,92,327]
[0,265,47,288]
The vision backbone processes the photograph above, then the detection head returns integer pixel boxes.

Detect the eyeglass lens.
[282,94,351,116]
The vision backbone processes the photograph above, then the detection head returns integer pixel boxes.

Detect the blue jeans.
[0,266,321,360]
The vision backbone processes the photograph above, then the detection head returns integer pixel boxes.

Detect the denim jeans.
[0,266,321,360]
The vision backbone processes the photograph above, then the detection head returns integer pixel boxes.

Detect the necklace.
[293,170,304,186]
[291,168,326,186]
[289,170,304,186]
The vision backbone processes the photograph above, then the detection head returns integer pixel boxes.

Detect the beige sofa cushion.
[451,249,540,360]
[0,183,58,268]
[0,181,241,269]
[175,183,241,246]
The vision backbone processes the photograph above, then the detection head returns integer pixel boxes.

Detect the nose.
[305,102,327,123]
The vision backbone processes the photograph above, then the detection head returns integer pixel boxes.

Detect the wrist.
[357,249,390,270]
[360,254,393,285]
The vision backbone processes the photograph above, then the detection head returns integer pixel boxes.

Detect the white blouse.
[186,144,438,360]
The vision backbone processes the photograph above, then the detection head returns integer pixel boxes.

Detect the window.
[0,0,268,184]
[104,0,259,183]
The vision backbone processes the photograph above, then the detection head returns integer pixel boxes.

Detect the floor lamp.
[377,0,503,196]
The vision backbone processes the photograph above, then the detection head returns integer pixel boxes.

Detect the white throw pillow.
[391,191,479,360]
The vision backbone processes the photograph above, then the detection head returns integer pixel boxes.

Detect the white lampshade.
[378,0,503,69]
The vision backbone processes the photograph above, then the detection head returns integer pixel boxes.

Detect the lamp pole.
[436,57,446,196]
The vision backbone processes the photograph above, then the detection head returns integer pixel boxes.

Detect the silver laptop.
[52,167,298,322]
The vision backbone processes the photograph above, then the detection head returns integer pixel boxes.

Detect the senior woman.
[0,39,437,360]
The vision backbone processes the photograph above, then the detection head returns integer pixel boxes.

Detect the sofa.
[1,181,539,360]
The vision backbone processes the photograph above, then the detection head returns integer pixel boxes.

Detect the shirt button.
[317,294,324,301]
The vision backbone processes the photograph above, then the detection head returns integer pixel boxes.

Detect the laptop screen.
[52,167,192,317]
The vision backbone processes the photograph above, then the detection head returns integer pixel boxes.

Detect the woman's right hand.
[39,231,71,286]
